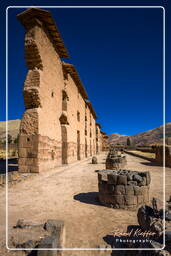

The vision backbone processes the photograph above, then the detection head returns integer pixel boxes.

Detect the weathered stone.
[98,172,108,182]
[165,231,171,245]
[98,181,109,193]
[37,236,58,256]
[15,219,38,228]
[140,176,147,186]
[165,212,171,221]
[137,205,155,230]
[125,185,134,195]
[92,156,97,164]
[117,175,127,185]
[116,195,125,205]
[115,185,125,195]
[108,184,115,193]
[127,174,133,181]
[128,181,137,186]
[133,174,143,183]
[150,219,163,235]
[152,197,163,212]
[98,170,150,210]
[124,195,137,206]
[107,173,118,184]
[144,171,151,185]
[137,195,144,204]
[134,186,142,196]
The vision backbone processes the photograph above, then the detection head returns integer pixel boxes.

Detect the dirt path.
[0,153,170,255]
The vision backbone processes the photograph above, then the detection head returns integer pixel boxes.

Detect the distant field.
[127,150,155,159]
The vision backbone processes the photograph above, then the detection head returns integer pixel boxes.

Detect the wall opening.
[77,111,80,122]
[77,130,80,160]
[61,125,68,164]
[62,90,68,111]
[85,138,87,158]
[90,140,92,156]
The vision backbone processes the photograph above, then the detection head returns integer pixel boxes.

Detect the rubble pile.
[8,219,65,256]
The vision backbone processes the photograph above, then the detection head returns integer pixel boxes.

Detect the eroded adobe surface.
[17,8,103,173]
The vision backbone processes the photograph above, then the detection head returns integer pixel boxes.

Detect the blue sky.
[0,0,170,136]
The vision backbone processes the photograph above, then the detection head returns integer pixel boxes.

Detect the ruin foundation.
[98,169,151,209]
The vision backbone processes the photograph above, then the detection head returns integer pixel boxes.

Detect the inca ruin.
[17,8,105,173]
[0,5,170,256]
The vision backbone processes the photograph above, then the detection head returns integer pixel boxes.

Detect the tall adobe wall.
[17,8,69,172]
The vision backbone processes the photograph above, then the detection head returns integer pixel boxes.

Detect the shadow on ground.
[140,161,161,167]
[0,158,18,174]
[73,192,101,206]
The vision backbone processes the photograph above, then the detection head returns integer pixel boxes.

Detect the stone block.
[139,176,147,186]
[145,171,151,185]
[19,147,37,158]
[117,175,127,185]
[99,193,113,204]
[125,185,134,195]
[134,186,143,196]
[107,174,118,185]
[124,195,137,206]
[19,135,32,148]
[98,172,108,182]
[98,181,109,193]
[133,174,143,183]
[92,156,97,164]
[108,184,115,193]
[115,195,125,205]
[115,185,125,195]
[37,236,58,256]
[137,195,144,204]
[128,181,137,186]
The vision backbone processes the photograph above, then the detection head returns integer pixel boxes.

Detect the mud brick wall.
[17,8,102,173]
[98,169,151,209]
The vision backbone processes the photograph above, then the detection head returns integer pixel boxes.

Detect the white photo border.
[6,5,166,251]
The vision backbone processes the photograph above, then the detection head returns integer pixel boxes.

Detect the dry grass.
[127,150,155,159]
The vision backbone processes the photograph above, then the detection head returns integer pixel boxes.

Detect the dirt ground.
[0,152,170,255]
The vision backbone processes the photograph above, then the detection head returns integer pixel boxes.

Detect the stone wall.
[17,8,103,173]
[155,145,171,167]
[98,169,150,209]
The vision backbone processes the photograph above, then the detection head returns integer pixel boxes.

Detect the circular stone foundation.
[106,155,127,170]
[98,169,151,210]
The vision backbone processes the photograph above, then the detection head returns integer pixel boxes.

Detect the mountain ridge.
[108,123,171,146]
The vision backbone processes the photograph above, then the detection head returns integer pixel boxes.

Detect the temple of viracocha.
[17,8,107,173]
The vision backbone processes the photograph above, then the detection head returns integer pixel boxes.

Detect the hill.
[108,123,171,146]
[0,119,20,142]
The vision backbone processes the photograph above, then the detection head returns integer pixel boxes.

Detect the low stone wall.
[155,145,171,167]
[98,169,150,210]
